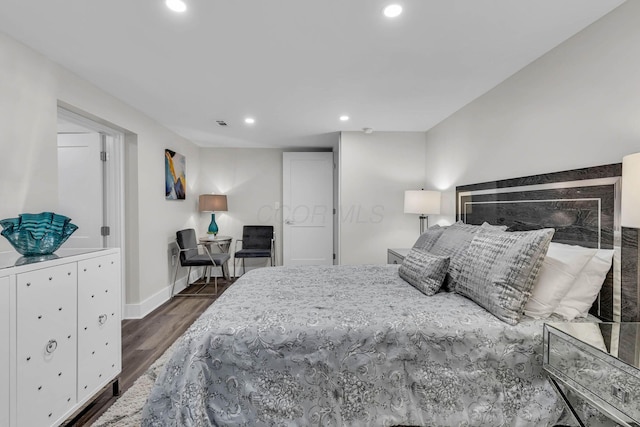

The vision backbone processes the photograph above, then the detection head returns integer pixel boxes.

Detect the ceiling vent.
[216,120,228,126]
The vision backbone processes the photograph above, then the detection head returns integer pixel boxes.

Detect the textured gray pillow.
[429,221,484,291]
[398,248,450,296]
[455,228,555,325]
[412,225,444,251]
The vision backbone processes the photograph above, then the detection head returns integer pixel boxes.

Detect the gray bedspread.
[141,264,566,426]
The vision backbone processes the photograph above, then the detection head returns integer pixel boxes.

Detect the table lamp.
[199,194,228,236]
[404,190,441,234]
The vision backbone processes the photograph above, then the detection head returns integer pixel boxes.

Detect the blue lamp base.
[207,213,219,235]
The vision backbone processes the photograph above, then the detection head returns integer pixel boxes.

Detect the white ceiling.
[0,0,626,148]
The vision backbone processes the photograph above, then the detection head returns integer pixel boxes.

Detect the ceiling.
[0,0,626,148]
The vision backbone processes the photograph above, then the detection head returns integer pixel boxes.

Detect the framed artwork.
[165,149,186,200]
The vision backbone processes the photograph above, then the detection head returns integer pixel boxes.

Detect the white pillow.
[554,249,615,320]
[524,243,597,319]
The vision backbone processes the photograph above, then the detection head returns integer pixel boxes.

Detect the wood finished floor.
[64,278,232,426]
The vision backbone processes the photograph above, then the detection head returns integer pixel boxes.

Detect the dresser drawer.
[544,324,640,424]
[16,263,78,427]
[77,254,121,402]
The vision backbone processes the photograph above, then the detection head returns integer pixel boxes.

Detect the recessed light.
[166,0,187,13]
[383,4,402,18]
[340,115,350,121]
[244,117,255,124]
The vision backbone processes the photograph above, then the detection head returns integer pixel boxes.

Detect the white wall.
[0,32,201,316]
[339,131,427,265]
[425,1,640,222]
[198,148,285,273]
[0,33,58,217]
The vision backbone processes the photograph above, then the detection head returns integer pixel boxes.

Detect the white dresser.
[0,248,121,427]
[1,275,9,427]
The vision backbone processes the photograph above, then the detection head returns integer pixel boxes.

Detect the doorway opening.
[57,106,124,250]
[57,105,126,311]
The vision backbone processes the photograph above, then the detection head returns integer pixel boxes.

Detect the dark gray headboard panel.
[456,163,638,322]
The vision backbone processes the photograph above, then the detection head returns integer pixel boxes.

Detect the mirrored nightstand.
[387,248,410,265]
[543,322,640,427]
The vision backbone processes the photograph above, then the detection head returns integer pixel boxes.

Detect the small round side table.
[199,235,232,279]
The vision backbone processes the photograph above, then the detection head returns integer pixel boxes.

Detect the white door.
[57,133,104,248]
[283,152,334,266]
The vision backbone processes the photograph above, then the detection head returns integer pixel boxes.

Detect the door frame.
[57,105,126,315]
[282,151,335,266]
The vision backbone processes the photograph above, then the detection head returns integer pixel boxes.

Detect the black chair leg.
[221,261,229,281]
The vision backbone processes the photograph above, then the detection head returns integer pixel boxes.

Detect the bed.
[142,164,637,426]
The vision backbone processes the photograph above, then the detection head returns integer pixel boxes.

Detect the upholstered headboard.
[456,164,639,322]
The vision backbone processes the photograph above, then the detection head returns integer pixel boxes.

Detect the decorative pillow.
[524,243,597,319]
[455,228,555,325]
[553,249,614,320]
[428,221,484,290]
[412,225,444,252]
[398,248,450,296]
[429,221,507,291]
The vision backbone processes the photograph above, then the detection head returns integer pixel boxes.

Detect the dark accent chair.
[233,225,275,278]
[172,228,230,297]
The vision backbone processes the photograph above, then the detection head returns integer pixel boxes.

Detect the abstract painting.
[165,149,186,200]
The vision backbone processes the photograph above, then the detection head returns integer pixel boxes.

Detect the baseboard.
[123,269,202,319]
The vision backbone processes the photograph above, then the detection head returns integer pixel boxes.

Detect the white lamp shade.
[199,194,228,212]
[622,153,640,228]
[404,190,441,215]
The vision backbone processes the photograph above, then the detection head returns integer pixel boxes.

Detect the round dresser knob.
[98,314,108,325]
[45,339,58,354]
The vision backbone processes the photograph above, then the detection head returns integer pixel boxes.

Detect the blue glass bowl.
[0,212,78,256]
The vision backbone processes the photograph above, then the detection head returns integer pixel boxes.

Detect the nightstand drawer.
[387,248,410,265]
[544,323,640,425]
